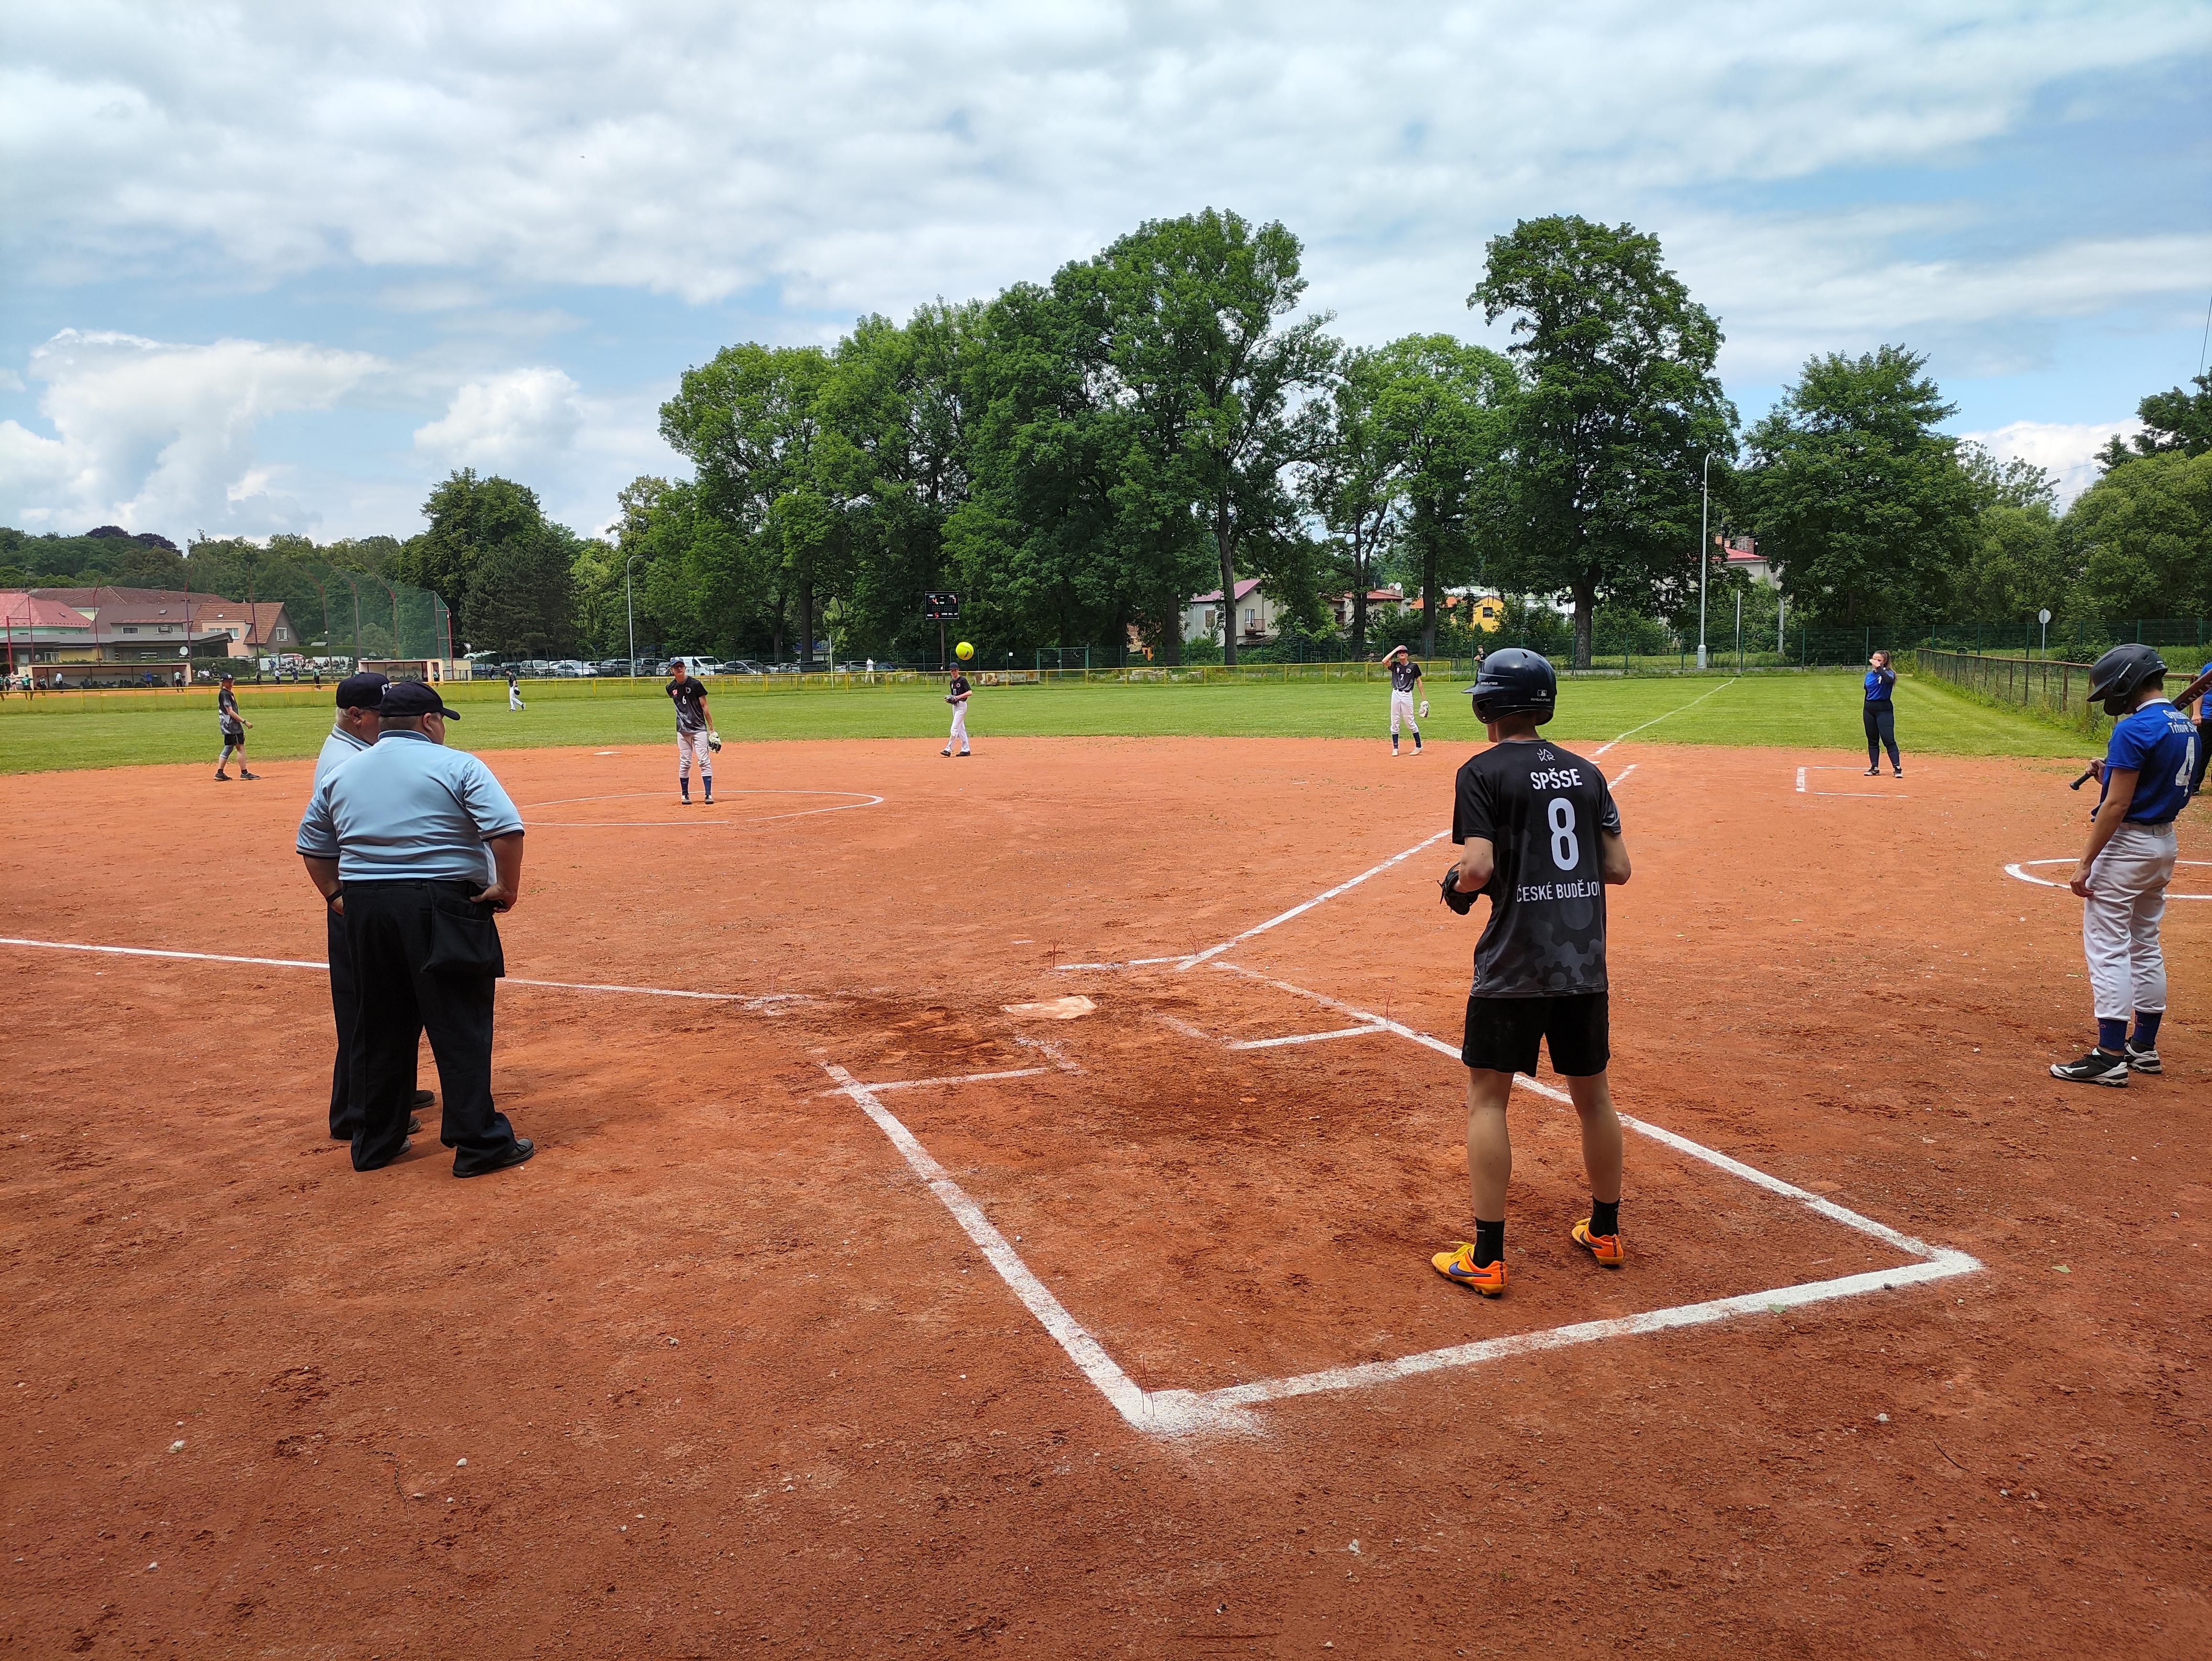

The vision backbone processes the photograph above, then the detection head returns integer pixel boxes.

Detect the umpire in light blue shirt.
[297,680,535,1177]
[313,669,430,1142]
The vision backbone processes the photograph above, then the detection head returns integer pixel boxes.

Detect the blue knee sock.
[2131,1011,2162,1048]
[2097,1018,2127,1053]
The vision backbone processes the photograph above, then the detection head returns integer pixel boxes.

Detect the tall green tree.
[2096,371,2212,471]
[659,344,833,661]
[2064,449,2212,619]
[391,471,550,618]
[1470,216,1735,667]
[1737,346,1977,628]
[1071,209,1338,664]
[460,523,577,659]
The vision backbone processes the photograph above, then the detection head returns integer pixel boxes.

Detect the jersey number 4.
[2179,732,2199,790]
[1548,797,1580,872]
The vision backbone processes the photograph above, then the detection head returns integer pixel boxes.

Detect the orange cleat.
[1431,1242,1507,1296]
[1571,1219,1625,1268]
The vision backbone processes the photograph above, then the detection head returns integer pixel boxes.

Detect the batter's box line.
[823,972,1983,1437]
[1796,764,1906,798]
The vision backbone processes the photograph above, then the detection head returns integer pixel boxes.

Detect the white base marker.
[821,1063,1252,1437]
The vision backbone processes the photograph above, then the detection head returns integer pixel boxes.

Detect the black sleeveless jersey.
[1450,738,1620,997]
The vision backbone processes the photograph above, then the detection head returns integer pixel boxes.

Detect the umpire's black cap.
[334,671,388,710]
[380,680,461,720]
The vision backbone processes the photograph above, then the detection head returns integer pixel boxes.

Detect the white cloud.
[1962,417,2143,505]
[0,329,383,538]
[5,1,2207,338]
[414,367,585,469]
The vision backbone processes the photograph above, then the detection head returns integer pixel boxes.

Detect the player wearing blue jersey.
[1861,650,1901,777]
[2051,645,2197,1086]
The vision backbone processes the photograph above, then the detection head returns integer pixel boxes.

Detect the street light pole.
[1697,452,1713,672]
[625,555,642,677]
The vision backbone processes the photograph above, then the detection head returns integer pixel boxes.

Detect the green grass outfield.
[0,670,2090,775]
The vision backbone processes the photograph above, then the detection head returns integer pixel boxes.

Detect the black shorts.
[220,724,244,744]
[1461,992,1609,1078]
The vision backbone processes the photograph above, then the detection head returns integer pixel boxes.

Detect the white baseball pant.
[678,727,713,780]
[948,701,969,752]
[2082,819,2176,1021]
[508,685,524,710]
[1390,690,1418,737]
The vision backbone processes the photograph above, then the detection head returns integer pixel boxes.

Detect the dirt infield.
[3,734,2207,1656]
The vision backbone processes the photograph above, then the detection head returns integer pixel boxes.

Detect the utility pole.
[1697,452,1713,671]
[625,555,642,676]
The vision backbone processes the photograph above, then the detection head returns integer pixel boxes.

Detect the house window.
[157,624,173,634]
[1243,608,1256,629]
[121,626,139,634]
[275,627,288,640]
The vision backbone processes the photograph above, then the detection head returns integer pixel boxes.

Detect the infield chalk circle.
[520,789,883,830]
[2004,858,2212,900]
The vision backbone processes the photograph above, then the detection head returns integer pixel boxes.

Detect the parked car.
[596,659,633,676]
[721,659,763,675]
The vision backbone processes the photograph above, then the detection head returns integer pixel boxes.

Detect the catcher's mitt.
[1440,863,1475,915]
[706,730,722,753]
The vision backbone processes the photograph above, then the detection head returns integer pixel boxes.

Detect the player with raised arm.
[664,658,715,805]
[1385,645,1426,757]
[214,673,257,780]
[2050,644,2195,1086]
[1433,648,1633,1296]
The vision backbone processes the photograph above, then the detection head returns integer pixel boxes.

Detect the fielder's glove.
[707,730,722,753]
[1440,863,1475,915]
[1418,698,1428,719]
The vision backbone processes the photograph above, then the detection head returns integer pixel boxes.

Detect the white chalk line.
[1227,1025,1389,1051]
[859,1065,1053,1093]
[1796,764,1905,799]
[2004,857,2212,901]
[0,936,811,1008]
[823,1063,1241,1436]
[1195,1255,1978,1411]
[1175,828,1454,971]
[1592,677,1738,756]
[520,789,884,830]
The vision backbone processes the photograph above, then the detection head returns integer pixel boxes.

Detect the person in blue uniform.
[297,680,535,1176]
[310,672,434,1141]
[1861,650,1901,777]
[2049,645,2195,1087]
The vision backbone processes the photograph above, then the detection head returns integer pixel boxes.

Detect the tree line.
[6,211,2207,669]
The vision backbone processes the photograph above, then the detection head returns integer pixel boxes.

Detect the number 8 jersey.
[1450,738,1622,997]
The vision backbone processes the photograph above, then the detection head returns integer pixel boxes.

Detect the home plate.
[1003,995,1096,1020]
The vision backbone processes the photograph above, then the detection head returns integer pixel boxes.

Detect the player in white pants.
[664,659,716,804]
[2052,644,2193,1086]
[1385,646,1425,756]
[942,670,972,756]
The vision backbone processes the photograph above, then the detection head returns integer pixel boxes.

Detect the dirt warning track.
[2,736,2206,1656]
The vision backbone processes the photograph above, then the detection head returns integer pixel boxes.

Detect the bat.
[2065,663,2212,789]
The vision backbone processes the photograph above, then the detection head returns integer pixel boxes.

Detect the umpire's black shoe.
[2050,1050,2129,1086]
[456,1138,534,1178]
[411,1089,434,1108]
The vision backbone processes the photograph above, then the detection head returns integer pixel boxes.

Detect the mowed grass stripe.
[0,672,2087,774]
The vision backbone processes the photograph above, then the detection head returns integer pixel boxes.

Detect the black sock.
[1590,1197,1620,1238]
[1472,1218,1504,1268]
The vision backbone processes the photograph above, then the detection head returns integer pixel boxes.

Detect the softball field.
[2,727,2207,1656]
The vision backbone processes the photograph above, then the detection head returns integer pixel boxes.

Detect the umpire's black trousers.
[342,879,520,1175]
[326,905,358,1140]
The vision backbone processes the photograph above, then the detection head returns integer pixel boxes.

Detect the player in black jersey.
[1433,648,1632,1297]
[1384,645,1425,756]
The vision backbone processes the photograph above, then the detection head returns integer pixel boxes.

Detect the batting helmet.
[2086,643,2166,716]
[1466,648,1557,725]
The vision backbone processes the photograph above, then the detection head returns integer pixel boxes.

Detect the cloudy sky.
[2,1,2207,544]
